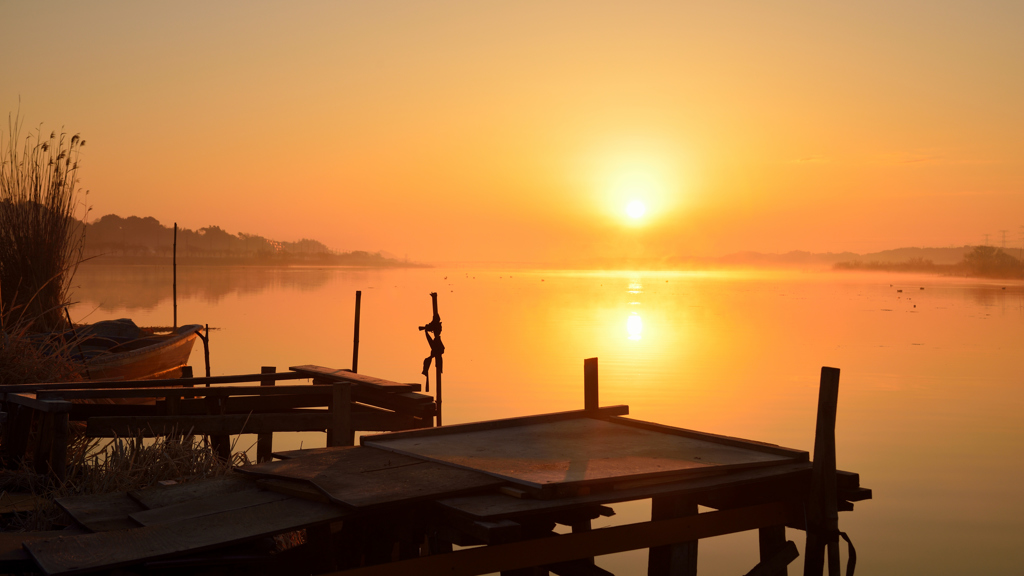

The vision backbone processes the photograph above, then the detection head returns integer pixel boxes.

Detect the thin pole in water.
[352,290,362,373]
[173,223,178,329]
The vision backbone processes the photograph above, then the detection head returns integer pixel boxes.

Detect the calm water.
[70,264,1024,575]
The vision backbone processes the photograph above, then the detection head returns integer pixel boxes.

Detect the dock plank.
[129,488,290,527]
[0,529,87,573]
[25,497,349,576]
[56,492,145,532]
[290,365,418,391]
[128,475,253,510]
[237,446,503,508]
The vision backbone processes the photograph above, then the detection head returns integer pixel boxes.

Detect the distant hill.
[81,214,425,268]
[568,245,1022,279]
[715,246,974,268]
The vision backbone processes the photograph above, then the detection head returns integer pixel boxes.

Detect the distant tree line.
[82,214,420,267]
[835,246,1024,279]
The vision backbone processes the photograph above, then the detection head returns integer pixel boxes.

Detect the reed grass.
[3,432,251,531]
[0,112,89,334]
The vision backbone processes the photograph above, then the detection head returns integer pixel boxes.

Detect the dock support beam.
[648,495,698,576]
[329,382,354,446]
[803,367,841,576]
[257,366,276,462]
[584,357,599,411]
[352,291,362,373]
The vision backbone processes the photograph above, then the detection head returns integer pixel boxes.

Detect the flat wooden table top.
[365,417,799,494]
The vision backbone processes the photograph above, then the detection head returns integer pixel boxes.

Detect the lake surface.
[70,264,1024,575]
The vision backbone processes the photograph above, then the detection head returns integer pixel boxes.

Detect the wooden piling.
[803,367,841,576]
[329,382,354,446]
[203,324,211,378]
[584,357,599,411]
[648,495,698,576]
[173,223,177,329]
[352,291,362,373]
[257,367,276,462]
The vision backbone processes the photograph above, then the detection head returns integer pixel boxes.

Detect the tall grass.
[3,433,249,531]
[0,112,89,334]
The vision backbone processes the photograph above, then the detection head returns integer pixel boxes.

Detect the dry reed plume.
[0,111,89,334]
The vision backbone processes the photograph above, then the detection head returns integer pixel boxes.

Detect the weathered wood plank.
[290,365,418,391]
[37,385,334,401]
[272,446,339,460]
[2,393,72,413]
[86,413,332,437]
[84,410,416,437]
[129,488,290,527]
[26,497,349,576]
[56,492,145,532]
[0,529,87,572]
[237,446,503,509]
[320,503,788,576]
[255,477,332,503]
[128,475,253,510]
[0,371,309,393]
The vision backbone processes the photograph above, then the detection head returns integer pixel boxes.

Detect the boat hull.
[85,325,202,381]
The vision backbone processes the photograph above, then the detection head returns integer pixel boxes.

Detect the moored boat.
[65,319,203,381]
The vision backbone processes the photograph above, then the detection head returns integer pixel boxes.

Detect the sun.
[626,200,646,219]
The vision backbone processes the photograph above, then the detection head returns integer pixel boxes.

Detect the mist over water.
[70,265,1024,575]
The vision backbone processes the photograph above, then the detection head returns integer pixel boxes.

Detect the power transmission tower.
[999,230,1008,249]
[983,233,990,246]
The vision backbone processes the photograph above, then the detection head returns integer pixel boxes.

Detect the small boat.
[74,319,203,381]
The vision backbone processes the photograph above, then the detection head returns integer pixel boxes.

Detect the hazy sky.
[3,1,1022,264]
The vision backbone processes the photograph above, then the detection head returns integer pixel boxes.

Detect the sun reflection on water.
[626,313,643,340]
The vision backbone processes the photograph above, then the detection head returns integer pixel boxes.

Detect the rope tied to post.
[419,292,444,391]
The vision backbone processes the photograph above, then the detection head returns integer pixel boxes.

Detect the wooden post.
[584,357,599,411]
[257,366,276,462]
[329,382,353,447]
[352,291,362,373]
[203,324,211,378]
[648,495,699,576]
[435,359,442,428]
[759,525,789,576]
[803,367,841,576]
[173,222,178,329]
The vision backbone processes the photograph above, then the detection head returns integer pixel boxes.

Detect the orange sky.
[3,1,1022,264]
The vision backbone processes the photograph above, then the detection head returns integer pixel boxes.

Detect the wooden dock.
[0,364,436,479]
[0,364,870,575]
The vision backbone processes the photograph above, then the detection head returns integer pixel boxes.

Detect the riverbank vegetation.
[0,115,89,333]
[834,245,1024,279]
[83,214,425,268]
[1,114,90,384]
